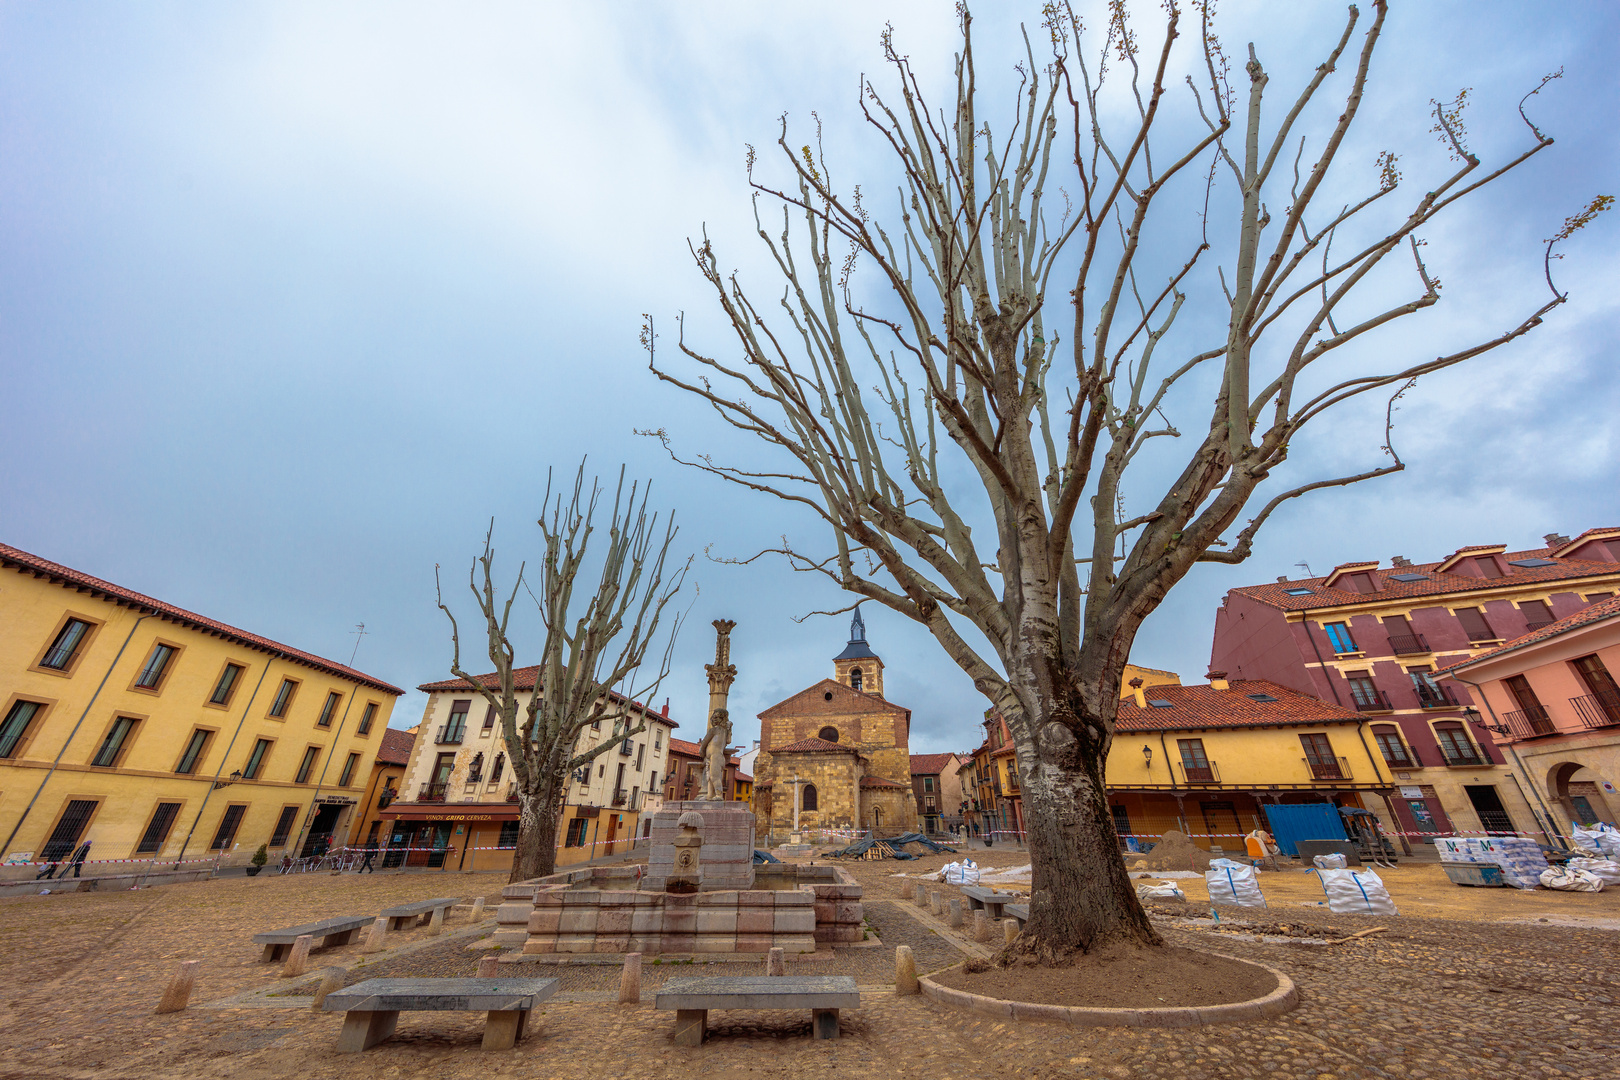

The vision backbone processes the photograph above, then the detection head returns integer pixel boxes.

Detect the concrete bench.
[1004,903,1029,929]
[655,975,859,1045]
[252,915,375,962]
[322,977,559,1051]
[961,886,1020,918]
[378,897,461,931]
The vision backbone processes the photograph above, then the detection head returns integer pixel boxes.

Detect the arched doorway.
[1547,761,1616,826]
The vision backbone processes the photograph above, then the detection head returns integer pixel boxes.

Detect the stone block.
[766,947,786,976]
[813,926,863,944]
[499,902,538,924]
[527,908,562,935]
[948,899,964,928]
[531,891,565,908]
[736,907,774,935]
[662,910,697,936]
[696,909,738,934]
[593,936,631,953]
[155,960,198,1014]
[734,935,773,953]
[694,935,738,953]
[697,891,740,907]
[521,938,557,955]
[774,934,817,953]
[737,890,776,906]
[773,909,816,934]
[562,890,602,907]
[660,933,695,953]
[619,952,641,1004]
[630,908,663,935]
[596,908,633,935]
[625,935,658,954]
[776,891,814,907]
[558,908,599,935]
[813,901,835,923]
[830,902,862,923]
[555,935,596,954]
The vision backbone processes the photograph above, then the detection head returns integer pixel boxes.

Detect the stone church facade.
[751,612,919,841]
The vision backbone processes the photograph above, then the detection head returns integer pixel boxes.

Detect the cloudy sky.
[3,2,1616,757]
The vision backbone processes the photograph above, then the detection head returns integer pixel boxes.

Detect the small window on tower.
[850,668,863,691]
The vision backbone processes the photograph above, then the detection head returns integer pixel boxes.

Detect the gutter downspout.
[1448,670,1568,851]
[2,612,153,859]
[172,654,277,869]
[1352,720,1411,856]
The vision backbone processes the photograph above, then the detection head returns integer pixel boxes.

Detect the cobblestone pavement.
[0,855,1614,1078]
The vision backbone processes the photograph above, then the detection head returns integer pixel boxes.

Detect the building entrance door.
[1199,801,1241,849]
[301,804,342,856]
[1464,785,1516,834]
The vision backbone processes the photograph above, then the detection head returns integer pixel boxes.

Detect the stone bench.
[655,975,860,1045]
[379,897,461,931]
[252,916,376,962]
[1004,903,1029,929]
[322,977,559,1051]
[961,886,1020,919]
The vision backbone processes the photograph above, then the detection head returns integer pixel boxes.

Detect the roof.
[1229,540,1620,613]
[832,640,880,661]
[668,738,701,758]
[0,541,404,695]
[859,775,906,789]
[1442,593,1620,673]
[772,736,859,754]
[416,665,677,726]
[375,728,416,766]
[735,771,752,782]
[1114,679,1363,732]
[909,752,956,775]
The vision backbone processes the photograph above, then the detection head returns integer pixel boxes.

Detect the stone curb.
[917,953,1298,1028]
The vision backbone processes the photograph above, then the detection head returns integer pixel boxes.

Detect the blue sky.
[2,2,1616,757]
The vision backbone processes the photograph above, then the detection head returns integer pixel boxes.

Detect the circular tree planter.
[919,954,1298,1028]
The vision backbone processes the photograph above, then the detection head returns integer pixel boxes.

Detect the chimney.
[1276,575,1290,583]
[661,699,669,718]
[1128,677,1146,708]
[1391,556,1411,568]
[1208,670,1230,691]
[1544,533,1571,548]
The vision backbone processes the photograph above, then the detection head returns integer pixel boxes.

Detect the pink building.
[1441,594,1620,834]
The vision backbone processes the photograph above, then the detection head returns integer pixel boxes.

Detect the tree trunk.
[1010,691,1161,962]
[511,776,560,883]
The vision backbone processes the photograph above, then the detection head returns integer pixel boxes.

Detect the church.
[750,610,919,841]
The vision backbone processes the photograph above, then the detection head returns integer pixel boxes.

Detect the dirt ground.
[0,849,1614,1080]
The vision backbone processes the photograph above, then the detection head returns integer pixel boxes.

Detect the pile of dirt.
[934,944,1276,1009]
[1127,830,1212,873]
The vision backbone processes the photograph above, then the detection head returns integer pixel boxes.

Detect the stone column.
[155,960,198,1014]
[1004,919,1019,945]
[477,955,500,978]
[973,910,989,942]
[311,967,348,1011]
[894,945,918,995]
[948,898,964,928]
[766,947,786,976]
[928,892,941,915]
[913,883,926,906]
[471,896,486,920]
[280,934,313,978]
[619,952,642,1004]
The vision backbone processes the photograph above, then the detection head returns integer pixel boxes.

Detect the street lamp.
[1464,706,1511,737]
[1142,745,1153,767]
[212,769,243,791]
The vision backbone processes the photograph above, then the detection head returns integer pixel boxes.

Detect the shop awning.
[381,802,520,822]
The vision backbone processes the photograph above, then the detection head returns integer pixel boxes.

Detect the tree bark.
[513,774,562,882]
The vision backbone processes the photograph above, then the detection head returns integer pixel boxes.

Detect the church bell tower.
[832,606,883,697]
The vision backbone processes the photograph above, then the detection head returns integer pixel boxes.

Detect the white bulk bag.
[942,859,981,885]
[1319,868,1399,915]
[1313,853,1348,869]
[1566,857,1620,885]
[1540,866,1605,892]
[1136,882,1186,901]
[1571,823,1620,858]
[1205,860,1267,908]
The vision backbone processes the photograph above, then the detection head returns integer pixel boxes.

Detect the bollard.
[894,945,918,996]
[155,960,199,1014]
[361,916,389,954]
[619,952,642,1004]
[281,934,314,978]
[471,896,486,920]
[948,898,964,928]
[973,910,989,942]
[766,947,786,977]
[1003,918,1019,945]
[311,967,348,1011]
[477,955,500,978]
[913,883,927,906]
[428,906,445,937]
[929,892,942,915]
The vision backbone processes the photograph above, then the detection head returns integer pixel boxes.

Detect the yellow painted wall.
[1105,721,1389,790]
[0,565,398,871]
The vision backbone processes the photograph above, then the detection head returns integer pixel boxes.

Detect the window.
[491,753,505,783]
[923,777,935,792]
[316,691,342,728]
[636,743,645,769]
[210,663,245,706]
[1324,622,1358,654]
[850,668,863,691]
[1389,573,1430,583]
[175,729,211,774]
[1147,699,1174,708]
[0,700,45,758]
[295,746,321,784]
[1587,592,1614,604]
[800,783,818,811]
[1409,667,1448,708]
[441,700,470,744]
[40,618,92,670]
[1473,556,1503,578]
[1519,599,1555,630]
[42,800,98,861]
[268,678,298,718]
[1178,738,1214,782]
[357,702,378,735]
[339,751,361,787]
[1245,693,1279,702]
[924,795,935,810]
[564,818,589,847]
[1572,654,1620,703]
[1346,671,1384,710]
[1343,571,1378,593]
[654,729,662,750]
[209,805,246,850]
[134,644,176,690]
[1374,728,1414,767]
[1435,724,1481,765]
[1300,733,1342,778]
[136,803,182,854]
[1284,587,1314,596]
[498,821,520,847]
[818,726,839,743]
[482,703,497,732]
[270,806,299,846]
[1509,557,1557,568]
[243,738,272,779]
[1455,607,1498,643]
[91,717,138,768]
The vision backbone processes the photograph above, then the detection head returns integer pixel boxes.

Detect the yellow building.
[346,727,417,849]
[0,542,401,876]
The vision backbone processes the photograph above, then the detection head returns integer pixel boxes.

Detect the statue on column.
[698,619,737,802]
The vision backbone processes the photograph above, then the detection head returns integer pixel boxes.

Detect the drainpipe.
[1449,671,1568,851]
[1352,721,1408,855]
[2,612,153,859]
[171,654,278,869]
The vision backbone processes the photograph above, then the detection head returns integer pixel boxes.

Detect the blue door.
[1263,803,1346,856]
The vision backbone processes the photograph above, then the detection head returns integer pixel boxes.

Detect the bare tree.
[645,1,1607,960]
[437,465,690,882]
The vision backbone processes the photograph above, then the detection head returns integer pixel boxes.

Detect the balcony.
[1439,748,1488,768]
[419,782,449,803]
[435,724,465,746]
[1179,761,1221,785]
[619,739,634,756]
[1303,756,1352,782]
[1380,747,1420,769]
[1414,683,1459,709]
[1524,620,1556,632]
[505,783,519,804]
[1388,633,1430,656]
[611,788,627,807]
[1572,690,1620,729]
[1350,689,1393,713]
[1504,706,1556,738]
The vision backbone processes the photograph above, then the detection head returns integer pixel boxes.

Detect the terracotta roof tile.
[909,752,956,775]
[0,541,404,695]
[376,728,416,766]
[772,736,858,754]
[668,738,701,758]
[1442,593,1620,672]
[1115,679,1362,732]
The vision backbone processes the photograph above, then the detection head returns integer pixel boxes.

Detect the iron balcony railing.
[419,782,449,803]
[435,723,465,746]
[1503,706,1556,738]
[612,788,628,807]
[1388,633,1430,656]
[1179,761,1221,784]
[1414,683,1459,709]
[1303,756,1352,782]
[1380,745,1419,769]
[1440,746,1488,767]
[1350,689,1393,712]
[1572,689,1620,729]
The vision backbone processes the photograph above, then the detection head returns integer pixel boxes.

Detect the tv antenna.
[1294,562,1315,578]
[348,623,369,666]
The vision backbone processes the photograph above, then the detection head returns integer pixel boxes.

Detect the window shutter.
[1456,607,1497,642]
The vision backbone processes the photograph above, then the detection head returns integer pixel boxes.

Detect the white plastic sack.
[1566,857,1620,885]
[1319,868,1398,915]
[941,860,981,886]
[1313,853,1348,869]
[1136,882,1186,901]
[1571,823,1620,858]
[1540,866,1605,892]
[1205,861,1267,908]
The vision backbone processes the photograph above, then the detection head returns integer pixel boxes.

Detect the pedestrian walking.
[34,859,59,880]
[67,840,92,878]
[356,840,377,874]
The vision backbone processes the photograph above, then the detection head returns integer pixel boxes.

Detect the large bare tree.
[437,465,690,881]
[645,1,1607,960]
